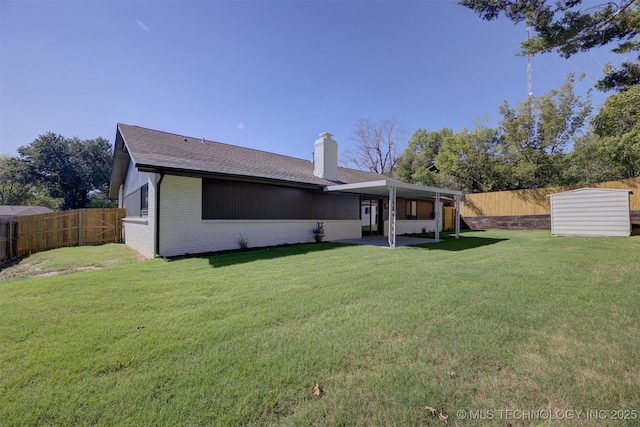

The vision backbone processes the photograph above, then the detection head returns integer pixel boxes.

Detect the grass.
[0,243,144,280]
[1,231,639,426]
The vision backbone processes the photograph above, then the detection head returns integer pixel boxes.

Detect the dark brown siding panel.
[397,197,407,218]
[202,179,359,220]
[417,200,434,220]
[397,198,434,220]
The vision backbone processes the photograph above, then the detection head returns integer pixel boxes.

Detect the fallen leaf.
[425,406,448,424]
[425,405,438,416]
[312,383,322,397]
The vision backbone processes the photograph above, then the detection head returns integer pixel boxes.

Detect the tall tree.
[0,154,61,209]
[498,73,592,188]
[596,41,640,91]
[459,0,640,90]
[591,84,640,177]
[394,128,452,186]
[563,133,619,184]
[0,155,31,205]
[436,123,502,193]
[342,117,407,175]
[17,133,113,209]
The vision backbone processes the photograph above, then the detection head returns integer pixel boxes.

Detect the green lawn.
[1,231,639,426]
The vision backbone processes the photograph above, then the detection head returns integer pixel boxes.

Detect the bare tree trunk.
[342,117,406,176]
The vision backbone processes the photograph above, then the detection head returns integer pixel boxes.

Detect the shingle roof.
[0,205,54,219]
[115,123,388,187]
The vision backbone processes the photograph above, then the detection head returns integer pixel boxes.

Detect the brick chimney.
[313,132,338,181]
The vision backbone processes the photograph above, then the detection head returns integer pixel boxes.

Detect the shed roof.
[549,187,632,198]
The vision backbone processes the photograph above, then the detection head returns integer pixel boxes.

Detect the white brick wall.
[383,202,444,235]
[393,220,439,235]
[157,175,361,257]
[122,173,450,258]
[121,168,156,258]
[122,218,154,258]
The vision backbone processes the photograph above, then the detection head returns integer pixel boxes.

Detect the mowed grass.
[1,231,639,426]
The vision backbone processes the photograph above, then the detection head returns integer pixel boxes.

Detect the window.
[140,184,149,216]
[406,200,417,219]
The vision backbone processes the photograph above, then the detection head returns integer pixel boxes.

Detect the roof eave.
[135,164,325,190]
[108,126,131,199]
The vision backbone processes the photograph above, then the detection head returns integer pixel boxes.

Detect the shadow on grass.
[201,242,355,268]
[191,233,506,268]
[407,236,508,251]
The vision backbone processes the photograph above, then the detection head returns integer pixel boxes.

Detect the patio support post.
[455,194,461,239]
[388,186,396,248]
[435,192,440,242]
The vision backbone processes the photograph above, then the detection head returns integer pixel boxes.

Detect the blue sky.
[0,0,622,163]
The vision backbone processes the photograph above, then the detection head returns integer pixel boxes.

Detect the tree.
[595,41,640,91]
[0,155,30,205]
[342,117,407,175]
[436,123,502,193]
[394,128,452,186]
[563,133,619,184]
[17,133,113,209]
[591,84,640,177]
[497,73,592,188]
[459,0,640,90]
[0,154,62,209]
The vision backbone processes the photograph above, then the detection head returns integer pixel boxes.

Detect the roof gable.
[112,123,388,188]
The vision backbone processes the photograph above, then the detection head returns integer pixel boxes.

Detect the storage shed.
[549,188,631,237]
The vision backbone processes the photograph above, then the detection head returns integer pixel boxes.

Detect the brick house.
[109,123,462,258]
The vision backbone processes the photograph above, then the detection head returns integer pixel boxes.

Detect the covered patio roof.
[325,179,462,199]
[325,179,463,248]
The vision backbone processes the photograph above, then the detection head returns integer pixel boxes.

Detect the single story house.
[109,123,462,258]
[0,205,54,222]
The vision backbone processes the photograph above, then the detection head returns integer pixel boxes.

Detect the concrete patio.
[334,235,437,247]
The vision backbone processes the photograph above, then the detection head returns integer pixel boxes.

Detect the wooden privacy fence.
[16,208,126,256]
[460,177,640,217]
[0,221,18,261]
[443,206,456,231]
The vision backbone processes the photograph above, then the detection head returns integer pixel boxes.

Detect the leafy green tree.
[0,155,30,205]
[497,73,592,188]
[596,41,640,92]
[17,133,113,209]
[26,188,63,210]
[436,123,502,193]
[592,84,640,178]
[88,192,118,208]
[394,128,452,186]
[0,154,62,209]
[563,133,618,184]
[459,0,640,90]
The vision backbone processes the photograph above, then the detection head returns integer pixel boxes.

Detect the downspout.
[155,170,165,258]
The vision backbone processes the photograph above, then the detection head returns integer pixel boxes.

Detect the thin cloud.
[136,20,150,33]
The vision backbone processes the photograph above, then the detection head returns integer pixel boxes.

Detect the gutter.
[155,170,165,258]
